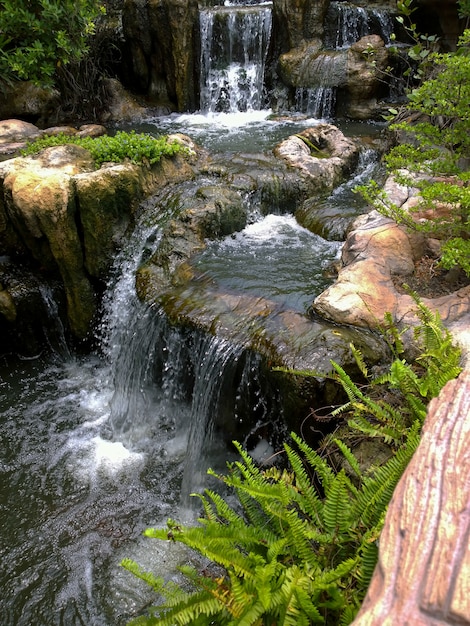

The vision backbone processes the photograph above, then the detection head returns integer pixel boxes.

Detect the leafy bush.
[0,0,105,88]
[20,131,186,168]
[357,7,470,277]
[121,303,461,625]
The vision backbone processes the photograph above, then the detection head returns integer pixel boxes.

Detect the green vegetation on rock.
[21,131,186,168]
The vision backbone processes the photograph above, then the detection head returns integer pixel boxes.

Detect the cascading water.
[295,86,337,120]
[199,3,272,113]
[293,2,397,119]
[324,1,395,49]
[0,3,387,623]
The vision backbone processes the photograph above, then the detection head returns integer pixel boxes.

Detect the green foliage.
[357,10,470,276]
[20,131,186,168]
[289,300,461,448]
[0,0,105,88]
[122,433,397,625]
[122,306,461,625]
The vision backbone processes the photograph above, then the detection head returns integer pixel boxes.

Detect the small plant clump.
[20,131,186,168]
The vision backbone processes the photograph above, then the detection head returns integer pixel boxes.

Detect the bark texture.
[353,368,470,626]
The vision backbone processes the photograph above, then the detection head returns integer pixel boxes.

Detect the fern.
[123,303,461,626]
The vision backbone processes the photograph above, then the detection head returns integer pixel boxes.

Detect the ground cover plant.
[20,131,186,168]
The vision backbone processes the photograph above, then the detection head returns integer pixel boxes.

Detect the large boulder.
[273,125,359,191]
[0,130,200,339]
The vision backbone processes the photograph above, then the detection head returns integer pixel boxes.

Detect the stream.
[0,119,379,623]
[0,0,388,620]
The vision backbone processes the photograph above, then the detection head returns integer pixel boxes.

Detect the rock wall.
[121,0,199,112]
[0,123,199,341]
[119,0,461,117]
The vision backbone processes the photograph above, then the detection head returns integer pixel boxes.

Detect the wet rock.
[136,181,247,301]
[279,42,347,88]
[273,125,359,191]
[2,152,96,338]
[0,284,16,322]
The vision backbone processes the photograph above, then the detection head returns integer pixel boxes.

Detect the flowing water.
[199,3,272,113]
[0,1,385,622]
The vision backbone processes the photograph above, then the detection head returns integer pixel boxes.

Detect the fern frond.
[121,558,164,593]
[333,439,362,481]
[284,442,324,521]
[291,432,336,492]
[353,421,421,527]
[350,343,369,378]
[322,470,353,535]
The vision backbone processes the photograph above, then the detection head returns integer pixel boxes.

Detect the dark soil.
[393,256,470,298]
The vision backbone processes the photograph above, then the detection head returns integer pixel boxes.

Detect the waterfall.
[324,2,396,49]
[295,86,336,119]
[199,3,273,113]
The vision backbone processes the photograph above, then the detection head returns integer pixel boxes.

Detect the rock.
[0,119,41,155]
[272,0,330,49]
[41,126,78,137]
[0,285,16,322]
[0,139,199,340]
[0,82,58,122]
[74,163,147,277]
[0,119,41,145]
[313,208,470,362]
[121,0,199,111]
[352,368,470,626]
[76,124,107,138]
[102,77,149,122]
[273,125,359,191]
[2,153,96,338]
[346,35,390,119]
[279,41,347,88]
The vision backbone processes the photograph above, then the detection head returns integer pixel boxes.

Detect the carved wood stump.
[353,368,470,626]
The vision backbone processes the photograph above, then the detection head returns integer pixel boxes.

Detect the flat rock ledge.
[312,209,470,362]
[353,367,470,626]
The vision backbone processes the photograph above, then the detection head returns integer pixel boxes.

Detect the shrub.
[0,0,105,88]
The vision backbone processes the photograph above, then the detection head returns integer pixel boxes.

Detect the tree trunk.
[353,368,470,626]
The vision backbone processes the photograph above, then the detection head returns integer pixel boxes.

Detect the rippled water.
[0,109,381,623]
[193,213,341,312]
